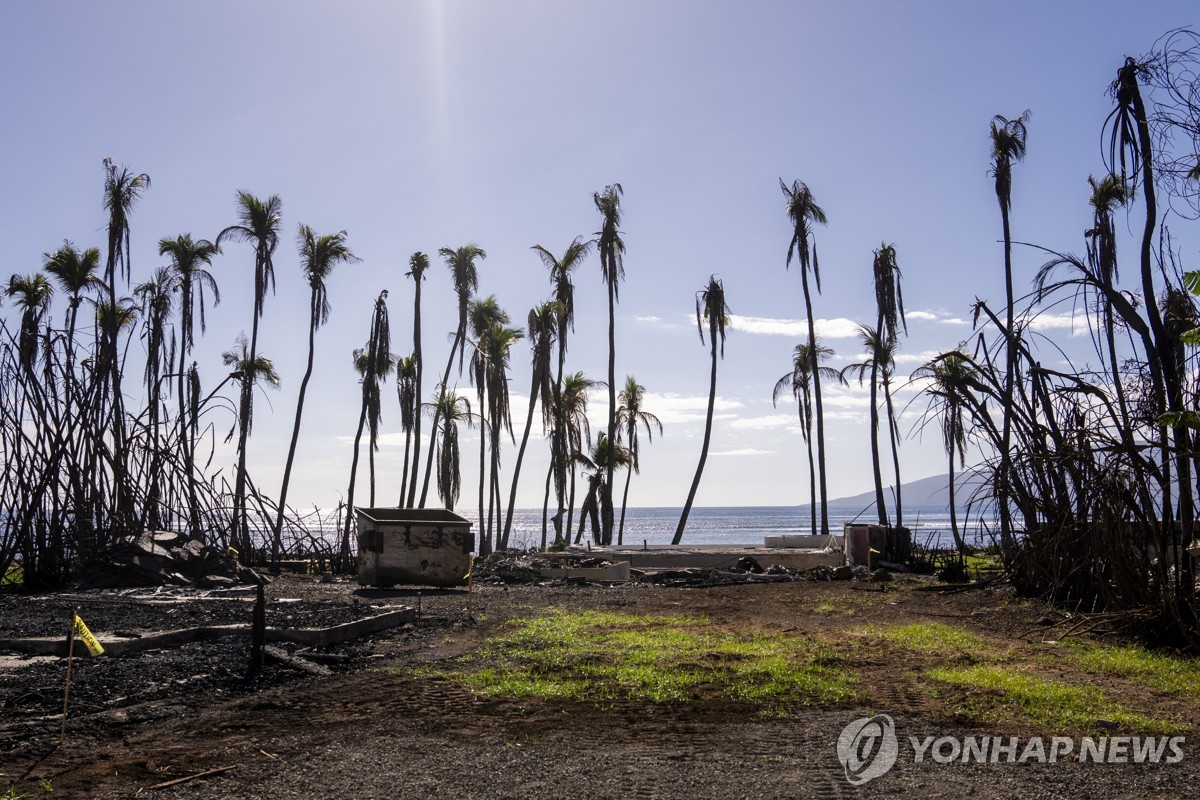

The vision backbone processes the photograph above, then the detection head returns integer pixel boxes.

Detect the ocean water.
[499,504,994,552]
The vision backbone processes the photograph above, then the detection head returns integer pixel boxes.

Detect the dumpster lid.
[355,507,473,527]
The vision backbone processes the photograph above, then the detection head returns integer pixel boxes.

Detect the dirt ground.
[1,572,1196,799]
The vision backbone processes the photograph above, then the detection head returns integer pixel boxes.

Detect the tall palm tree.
[218,192,283,553]
[132,267,176,532]
[504,302,558,549]
[780,178,831,535]
[404,252,429,507]
[913,352,976,558]
[616,376,661,545]
[159,233,220,538]
[593,184,625,545]
[532,237,593,535]
[396,354,418,506]
[419,244,485,507]
[5,274,54,371]
[341,291,392,565]
[429,389,474,512]
[271,226,358,566]
[575,434,631,544]
[774,340,842,537]
[220,333,281,552]
[842,326,899,527]
[674,276,730,545]
[101,158,150,528]
[42,242,103,363]
[468,296,510,553]
[990,111,1029,552]
[871,243,906,526]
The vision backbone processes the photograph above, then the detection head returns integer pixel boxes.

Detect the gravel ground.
[0,573,1195,799]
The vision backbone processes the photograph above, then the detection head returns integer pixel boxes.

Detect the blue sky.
[2,1,1197,518]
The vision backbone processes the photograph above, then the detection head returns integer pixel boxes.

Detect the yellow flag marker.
[869,548,881,554]
[73,614,104,657]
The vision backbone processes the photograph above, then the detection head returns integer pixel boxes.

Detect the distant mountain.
[822,472,988,511]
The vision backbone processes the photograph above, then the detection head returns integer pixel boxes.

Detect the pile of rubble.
[79,530,265,589]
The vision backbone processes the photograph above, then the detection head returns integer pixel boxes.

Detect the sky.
[2,1,1198,521]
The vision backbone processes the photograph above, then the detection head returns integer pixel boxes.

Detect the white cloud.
[709,448,774,456]
[726,314,862,339]
[906,310,940,321]
[729,414,800,431]
[640,393,744,425]
[1024,311,1087,336]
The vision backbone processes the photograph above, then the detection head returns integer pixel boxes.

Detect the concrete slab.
[549,546,846,571]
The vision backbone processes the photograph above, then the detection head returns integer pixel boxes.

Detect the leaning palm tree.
[674,276,730,545]
[990,111,1029,553]
[593,184,625,545]
[532,237,593,534]
[218,192,283,554]
[404,252,429,507]
[43,242,103,363]
[271,226,358,566]
[780,178,831,535]
[1086,174,1134,432]
[774,340,842,537]
[221,333,281,553]
[5,273,54,371]
[616,376,661,545]
[419,244,485,506]
[159,233,220,538]
[101,158,150,527]
[504,302,558,548]
[341,291,392,566]
[913,351,976,559]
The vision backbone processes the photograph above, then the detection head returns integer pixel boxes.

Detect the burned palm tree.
[272,226,357,566]
[404,252,429,507]
[780,178,832,535]
[504,301,557,549]
[593,185,625,545]
[218,192,283,552]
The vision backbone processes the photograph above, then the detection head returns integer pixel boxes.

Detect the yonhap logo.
[837,714,898,785]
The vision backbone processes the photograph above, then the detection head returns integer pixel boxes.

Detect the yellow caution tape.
[73,614,104,657]
[227,546,240,562]
[464,556,475,581]
[869,548,881,554]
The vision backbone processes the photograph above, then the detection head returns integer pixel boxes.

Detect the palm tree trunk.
[998,193,1016,556]
[400,428,411,506]
[477,391,488,555]
[569,463,580,543]
[674,328,718,544]
[553,342,567,531]
[803,402,817,537]
[407,281,423,507]
[604,280,617,546]
[542,458,554,549]
[800,268,829,536]
[341,402,368,570]
[368,430,376,507]
[948,439,965,558]
[618,460,633,546]
[869,353,887,527]
[504,377,540,545]
[419,328,463,507]
[883,376,903,528]
[272,295,319,565]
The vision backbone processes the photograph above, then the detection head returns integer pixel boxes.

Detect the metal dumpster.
[355,508,474,587]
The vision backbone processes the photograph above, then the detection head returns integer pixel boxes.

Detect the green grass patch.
[1,564,22,587]
[426,609,859,708]
[928,665,1182,733]
[812,602,838,614]
[876,622,989,657]
[1063,641,1200,697]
